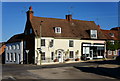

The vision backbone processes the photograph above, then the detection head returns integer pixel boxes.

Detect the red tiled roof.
[111,27,120,30]
[28,16,106,39]
[101,29,119,40]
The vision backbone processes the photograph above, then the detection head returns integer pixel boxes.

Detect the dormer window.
[90,30,97,39]
[109,33,114,37]
[55,27,61,33]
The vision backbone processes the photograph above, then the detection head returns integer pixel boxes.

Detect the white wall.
[35,37,82,64]
[34,37,106,65]
[5,41,23,64]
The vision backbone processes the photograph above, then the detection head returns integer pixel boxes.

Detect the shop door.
[90,50,93,60]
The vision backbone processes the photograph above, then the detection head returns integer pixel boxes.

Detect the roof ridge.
[32,16,93,22]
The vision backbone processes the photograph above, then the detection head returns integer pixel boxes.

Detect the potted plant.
[54,58,58,62]
[75,58,80,61]
[65,58,70,61]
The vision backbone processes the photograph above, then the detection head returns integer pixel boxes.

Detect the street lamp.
[37,21,43,65]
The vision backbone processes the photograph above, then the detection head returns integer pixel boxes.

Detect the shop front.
[82,43,105,60]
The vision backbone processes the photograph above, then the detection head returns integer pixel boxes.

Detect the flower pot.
[75,58,80,61]
[65,58,70,61]
[54,59,58,62]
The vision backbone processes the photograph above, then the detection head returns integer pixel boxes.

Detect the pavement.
[2,59,120,80]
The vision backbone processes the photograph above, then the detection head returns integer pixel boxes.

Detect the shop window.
[83,47,90,54]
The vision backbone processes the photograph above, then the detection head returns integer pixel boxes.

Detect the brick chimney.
[66,14,72,21]
[26,6,34,20]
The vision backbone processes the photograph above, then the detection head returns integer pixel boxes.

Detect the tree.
[106,40,120,51]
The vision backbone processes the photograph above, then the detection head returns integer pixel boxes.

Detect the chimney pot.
[26,6,34,20]
[66,15,72,21]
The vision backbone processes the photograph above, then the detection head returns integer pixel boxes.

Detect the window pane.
[49,40,54,47]
[41,52,45,60]
[69,40,74,47]
[91,30,97,39]
[11,53,13,61]
[55,27,61,33]
[15,53,17,62]
[51,52,54,60]
[41,39,45,46]
[6,53,9,61]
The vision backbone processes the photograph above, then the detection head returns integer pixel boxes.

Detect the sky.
[1,2,119,42]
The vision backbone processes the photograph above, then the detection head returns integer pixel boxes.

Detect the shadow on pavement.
[74,66,120,80]
[85,60,120,65]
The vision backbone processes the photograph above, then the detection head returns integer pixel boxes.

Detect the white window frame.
[16,44,20,49]
[9,46,11,50]
[12,45,15,50]
[14,53,17,62]
[6,53,9,61]
[55,27,61,33]
[90,30,97,39]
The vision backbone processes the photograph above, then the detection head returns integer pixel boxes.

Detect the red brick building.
[101,27,120,58]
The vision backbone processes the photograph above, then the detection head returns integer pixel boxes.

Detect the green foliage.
[106,40,120,51]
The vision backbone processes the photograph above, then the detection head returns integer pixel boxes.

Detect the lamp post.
[37,21,43,65]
